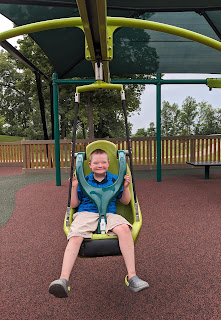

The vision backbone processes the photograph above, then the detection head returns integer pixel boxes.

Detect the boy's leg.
[111,221,149,292]
[49,212,99,297]
[49,236,84,298]
[111,224,136,279]
[60,236,84,280]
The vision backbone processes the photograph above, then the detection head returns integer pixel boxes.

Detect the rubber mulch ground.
[1,170,221,320]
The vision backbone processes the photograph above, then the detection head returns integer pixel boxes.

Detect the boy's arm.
[70,174,81,208]
[119,174,131,205]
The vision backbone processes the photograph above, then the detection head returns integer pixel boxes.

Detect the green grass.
[0,135,24,142]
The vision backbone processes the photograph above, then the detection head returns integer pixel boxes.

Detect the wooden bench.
[186,161,221,179]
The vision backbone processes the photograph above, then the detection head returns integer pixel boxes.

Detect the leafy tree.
[195,102,221,134]
[0,116,6,134]
[134,122,156,137]
[134,128,147,137]
[161,101,181,136]
[217,108,221,132]
[179,96,198,135]
[0,51,33,136]
[146,122,156,136]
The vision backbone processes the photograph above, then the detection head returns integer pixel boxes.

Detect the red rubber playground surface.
[1,169,221,320]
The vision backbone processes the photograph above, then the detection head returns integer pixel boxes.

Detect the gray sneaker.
[125,275,149,292]
[49,278,70,298]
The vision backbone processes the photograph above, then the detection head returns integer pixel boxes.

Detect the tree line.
[134,97,221,137]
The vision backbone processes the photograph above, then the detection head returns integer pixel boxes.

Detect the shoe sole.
[125,284,149,293]
[49,283,69,298]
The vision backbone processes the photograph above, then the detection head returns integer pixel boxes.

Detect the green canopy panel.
[0,1,221,77]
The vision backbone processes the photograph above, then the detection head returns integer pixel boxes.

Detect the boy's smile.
[89,153,110,180]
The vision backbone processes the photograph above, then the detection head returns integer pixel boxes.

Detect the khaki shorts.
[67,211,132,240]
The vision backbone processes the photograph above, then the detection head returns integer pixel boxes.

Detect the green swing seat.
[64,140,142,257]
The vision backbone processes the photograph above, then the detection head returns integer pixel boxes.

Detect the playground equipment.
[1,1,220,183]
[61,60,141,257]
[64,139,142,257]
[0,0,220,256]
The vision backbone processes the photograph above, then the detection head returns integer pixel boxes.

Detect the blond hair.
[89,149,109,162]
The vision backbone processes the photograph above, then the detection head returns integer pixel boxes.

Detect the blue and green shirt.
[77,171,123,214]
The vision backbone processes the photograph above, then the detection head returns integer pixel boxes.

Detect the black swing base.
[78,238,121,257]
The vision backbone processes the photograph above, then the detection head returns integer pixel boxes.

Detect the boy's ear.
[88,161,92,168]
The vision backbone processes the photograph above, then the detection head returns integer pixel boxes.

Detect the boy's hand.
[69,173,78,188]
[124,174,131,188]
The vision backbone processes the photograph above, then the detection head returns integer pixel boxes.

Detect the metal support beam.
[76,0,110,82]
[156,73,162,182]
[0,40,50,82]
[52,73,61,186]
[53,78,208,85]
[76,0,96,60]
[35,72,49,141]
[199,10,221,41]
[49,83,54,139]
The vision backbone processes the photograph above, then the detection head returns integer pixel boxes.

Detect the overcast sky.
[1,14,220,133]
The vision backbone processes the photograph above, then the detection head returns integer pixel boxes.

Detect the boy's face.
[89,153,110,176]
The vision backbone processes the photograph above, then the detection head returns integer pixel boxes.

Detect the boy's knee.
[113,224,131,235]
[68,236,84,245]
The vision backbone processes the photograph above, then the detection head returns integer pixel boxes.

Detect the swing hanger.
[75,62,125,100]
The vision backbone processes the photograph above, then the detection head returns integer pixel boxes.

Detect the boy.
[49,149,149,297]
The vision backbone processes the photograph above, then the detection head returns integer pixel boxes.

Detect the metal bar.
[77,0,110,82]
[49,83,54,139]
[156,73,162,182]
[199,10,221,41]
[1,1,220,12]
[1,17,221,51]
[52,73,61,186]
[76,0,96,60]
[0,1,79,7]
[67,100,79,207]
[0,40,50,82]
[122,98,138,208]
[107,17,221,52]
[35,72,49,141]
[54,78,208,85]
[76,80,123,93]
[205,166,210,179]
[96,0,108,60]
[0,17,82,42]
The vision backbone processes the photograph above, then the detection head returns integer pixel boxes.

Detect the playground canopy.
[0,1,221,78]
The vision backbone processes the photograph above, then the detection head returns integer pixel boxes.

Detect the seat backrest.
[84,140,119,175]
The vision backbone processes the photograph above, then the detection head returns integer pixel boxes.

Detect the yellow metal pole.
[107,17,221,52]
[0,18,82,42]
[76,80,123,93]
[1,17,221,53]
[207,78,221,89]
[76,0,96,60]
